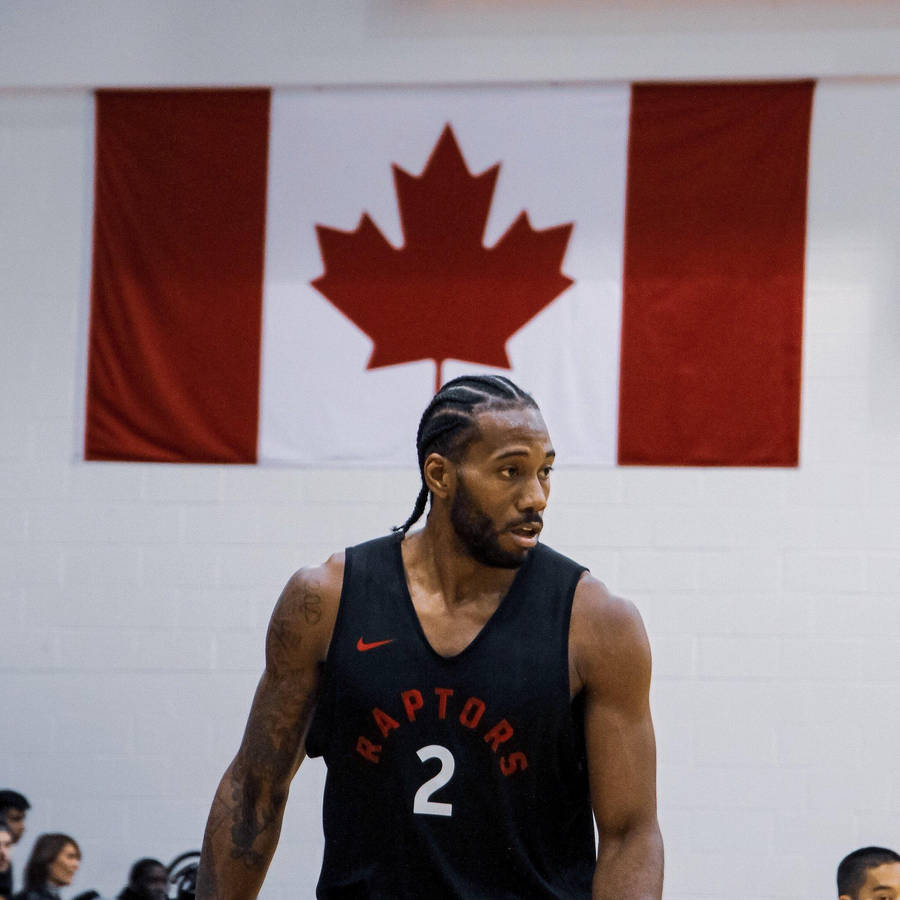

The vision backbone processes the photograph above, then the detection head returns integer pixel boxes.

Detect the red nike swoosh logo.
[356,637,395,652]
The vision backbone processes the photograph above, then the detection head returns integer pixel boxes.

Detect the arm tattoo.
[303,592,322,625]
[198,803,227,895]
[225,583,323,869]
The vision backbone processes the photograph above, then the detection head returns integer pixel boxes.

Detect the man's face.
[135,863,169,900]
[449,406,553,569]
[0,808,25,843]
[843,862,900,900]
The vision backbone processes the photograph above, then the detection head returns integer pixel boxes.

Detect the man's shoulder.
[267,551,347,667]
[531,541,640,638]
[570,574,652,695]
[572,573,641,630]
[283,549,346,602]
[276,532,399,631]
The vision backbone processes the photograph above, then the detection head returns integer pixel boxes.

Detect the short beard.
[449,475,529,569]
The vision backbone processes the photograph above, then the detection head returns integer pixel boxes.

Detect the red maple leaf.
[311,124,574,392]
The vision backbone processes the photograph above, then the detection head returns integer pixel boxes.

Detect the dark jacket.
[116,890,143,900]
[12,887,60,900]
[0,865,13,899]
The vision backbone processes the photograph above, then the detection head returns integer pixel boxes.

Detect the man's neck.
[403,518,519,608]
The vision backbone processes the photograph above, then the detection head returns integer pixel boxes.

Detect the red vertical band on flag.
[617,82,813,466]
[85,89,270,463]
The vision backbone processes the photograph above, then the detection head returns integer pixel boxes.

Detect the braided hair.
[394,374,538,534]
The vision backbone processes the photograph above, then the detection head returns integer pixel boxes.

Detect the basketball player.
[196,375,663,898]
[837,847,900,900]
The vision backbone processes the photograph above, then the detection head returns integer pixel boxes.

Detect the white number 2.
[413,744,454,817]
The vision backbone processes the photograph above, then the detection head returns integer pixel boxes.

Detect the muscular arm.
[195,557,342,899]
[571,576,664,900]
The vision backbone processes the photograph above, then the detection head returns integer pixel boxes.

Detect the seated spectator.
[0,794,29,848]
[0,821,14,900]
[116,860,168,900]
[838,846,900,900]
[12,834,80,900]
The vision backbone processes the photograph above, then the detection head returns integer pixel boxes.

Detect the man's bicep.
[236,565,339,782]
[265,565,337,674]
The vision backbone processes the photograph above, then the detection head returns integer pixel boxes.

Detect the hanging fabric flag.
[84,81,813,466]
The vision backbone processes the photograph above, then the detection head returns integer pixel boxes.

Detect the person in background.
[838,847,900,900]
[116,859,169,900]
[0,821,14,900]
[0,795,29,850]
[12,834,80,900]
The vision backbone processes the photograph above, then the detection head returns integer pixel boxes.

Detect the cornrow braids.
[393,374,538,534]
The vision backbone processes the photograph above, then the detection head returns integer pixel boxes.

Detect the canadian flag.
[85,82,813,467]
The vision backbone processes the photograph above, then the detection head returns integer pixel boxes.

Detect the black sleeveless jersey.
[305,533,595,899]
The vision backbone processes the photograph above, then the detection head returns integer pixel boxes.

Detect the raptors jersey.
[305,533,596,898]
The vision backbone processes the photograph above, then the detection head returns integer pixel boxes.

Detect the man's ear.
[423,453,455,500]
[839,894,853,900]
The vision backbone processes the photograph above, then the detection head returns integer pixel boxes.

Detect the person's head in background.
[124,858,169,900]
[0,792,29,844]
[0,821,13,874]
[23,834,81,892]
[838,847,900,900]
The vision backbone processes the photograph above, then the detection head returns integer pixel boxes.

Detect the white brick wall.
[2,72,899,900]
